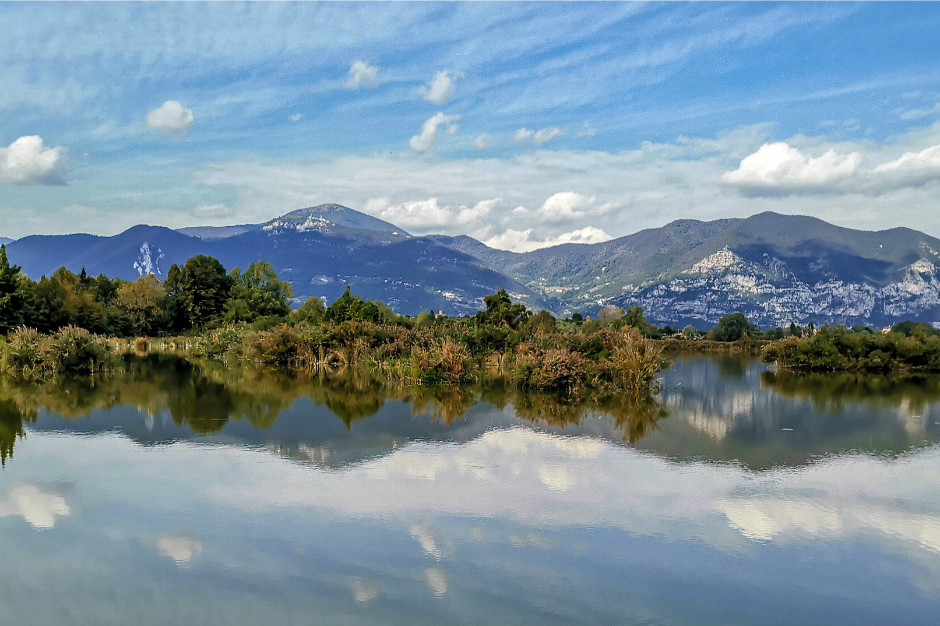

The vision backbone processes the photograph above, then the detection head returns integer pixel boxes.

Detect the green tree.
[289,297,326,324]
[892,320,940,338]
[114,275,166,335]
[525,310,556,333]
[710,312,757,342]
[26,275,69,333]
[165,256,234,329]
[622,305,646,329]
[224,260,293,323]
[0,246,25,334]
[479,289,529,328]
[415,310,434,327]
[325,286,356,322]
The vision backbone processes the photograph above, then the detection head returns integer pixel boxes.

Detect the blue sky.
[2,2,940,249]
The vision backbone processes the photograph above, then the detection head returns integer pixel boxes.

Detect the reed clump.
[0,326,115,378]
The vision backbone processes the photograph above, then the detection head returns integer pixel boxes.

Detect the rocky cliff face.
[612,247,940,328]
[438,212,940,328]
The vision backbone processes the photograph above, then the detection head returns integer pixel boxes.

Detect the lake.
[1,354,939,625]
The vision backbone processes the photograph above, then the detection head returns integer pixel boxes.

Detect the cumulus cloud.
[368,197,497,231]
[289,112,303,122]
[146,100,194,134]
[345,60,379,89]
[0,135,68,185]
[536,191,596,222]
[472,133,493,150]
[872,144,940,187]
[422,70,461,104]
[875,145,940,173]
[485,225,611,252]
[722,141,860,194]
[409,112,460,152]
[514,126,564,146]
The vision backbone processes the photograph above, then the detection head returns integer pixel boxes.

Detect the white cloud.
[0,135,68,185]
[289,112,303,122]
[485,225,611,252]
[472,133,493,150]
[514,126,564,146]
[409,112,460,152]
[369,197,497,231]
[872,144,940,187]
[146,100,194,134]
[536,191,596,222]
[875,145,940,173]
[513,128,534,143]
[422,70,461,104]
[898,102,940,121]
[345,60,379,89]
[722,141,861,193]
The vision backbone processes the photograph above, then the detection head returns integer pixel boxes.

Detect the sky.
[2,2,940,251]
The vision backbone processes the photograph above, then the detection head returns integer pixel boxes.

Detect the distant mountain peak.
[263,204,409,236]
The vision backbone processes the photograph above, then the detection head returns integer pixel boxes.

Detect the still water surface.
[1,355,939,625]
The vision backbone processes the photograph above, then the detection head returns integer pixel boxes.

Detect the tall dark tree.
[26,275,69,333]
[165,255,233,329]
[0,246,25,334]
[479,289,529,328]
[710,312,757,342]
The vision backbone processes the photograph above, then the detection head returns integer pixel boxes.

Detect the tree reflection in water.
[0,354,669,463]
[3,354,940,470]
[761,370,940,415]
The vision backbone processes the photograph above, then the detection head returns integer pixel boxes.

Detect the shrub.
[42,326,112,375]
[512,346,588,392]
[1,327,44,377]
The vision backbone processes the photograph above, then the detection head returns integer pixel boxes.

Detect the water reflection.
[0,354,668,467]
[1,354,939,471]
[1,355,939,624]
[649,356,940,468]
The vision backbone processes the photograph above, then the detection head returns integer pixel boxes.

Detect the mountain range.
[4,204,940,327]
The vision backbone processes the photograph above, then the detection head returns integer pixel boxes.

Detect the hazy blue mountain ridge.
[7,205,549,316]
[5,206,939,326]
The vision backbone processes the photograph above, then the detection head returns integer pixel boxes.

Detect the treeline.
[762,323,940,372]
[0,247,298,336]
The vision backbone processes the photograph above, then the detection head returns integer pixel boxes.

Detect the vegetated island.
[0,246,937,385]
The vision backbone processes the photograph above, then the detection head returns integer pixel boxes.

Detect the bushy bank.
[197,321,664,395]
[761,325,940,372]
